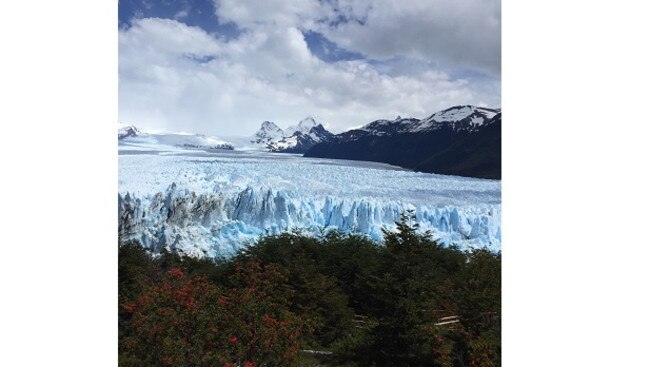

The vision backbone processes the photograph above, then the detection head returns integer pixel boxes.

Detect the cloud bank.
[119,0,500,135]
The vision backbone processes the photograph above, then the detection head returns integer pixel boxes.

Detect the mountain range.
[250,117,333,153]
[119,105,501,179]
[304,106,501,179]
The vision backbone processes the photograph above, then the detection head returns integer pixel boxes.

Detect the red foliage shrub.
[119,260,304,367]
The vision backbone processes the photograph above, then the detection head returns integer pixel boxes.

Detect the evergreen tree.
[118,214,501,367]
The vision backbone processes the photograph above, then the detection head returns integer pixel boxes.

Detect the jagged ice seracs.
[119,150,501,258]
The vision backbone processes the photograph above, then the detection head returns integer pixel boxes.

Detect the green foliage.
[118,241,157,302]
[119,211,501,367]
[455,249,502,335]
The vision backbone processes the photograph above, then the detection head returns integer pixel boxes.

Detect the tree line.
[119,212,501,367]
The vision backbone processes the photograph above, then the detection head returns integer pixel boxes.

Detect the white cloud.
[321,0,501,75]
[214,0,324,28]
[215,0,501,75]
[119,2,500,136]
[174,9,190,20]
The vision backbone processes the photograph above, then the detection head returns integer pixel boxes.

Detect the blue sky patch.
[302,30,364,63]
[118,0,240,39]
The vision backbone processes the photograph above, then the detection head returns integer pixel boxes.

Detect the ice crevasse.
[118,153,501,258]
[119,183,500,258]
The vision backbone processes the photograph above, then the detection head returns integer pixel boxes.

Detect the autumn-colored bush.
[120,262,304,367]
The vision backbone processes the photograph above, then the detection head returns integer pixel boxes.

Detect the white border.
[0,1,117,366]
[504,0,650,365]
[1,1,649,365]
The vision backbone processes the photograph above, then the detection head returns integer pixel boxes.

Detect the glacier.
[119,150,501,258]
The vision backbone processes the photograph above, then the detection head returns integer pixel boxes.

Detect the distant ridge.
[304,106,501,179]
[118,123,234,151]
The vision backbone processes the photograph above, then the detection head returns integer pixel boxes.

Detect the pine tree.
[364,210,438,365]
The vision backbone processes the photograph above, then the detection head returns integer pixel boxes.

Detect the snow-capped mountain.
[251,121,285,145]
[305,106,502,179]
[356,106,499,136]
[118,123,142,140]
[412,105,500,132]
[360,116,420,136]
[284,117,318,136]
[119,123,234,151]
[250,117,334,153]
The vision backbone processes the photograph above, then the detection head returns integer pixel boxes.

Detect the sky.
[118,0,501,136]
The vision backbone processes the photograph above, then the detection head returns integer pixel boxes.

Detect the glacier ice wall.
[119,152,501,258]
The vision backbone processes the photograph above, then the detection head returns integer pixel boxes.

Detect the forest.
[119,213,501,367]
